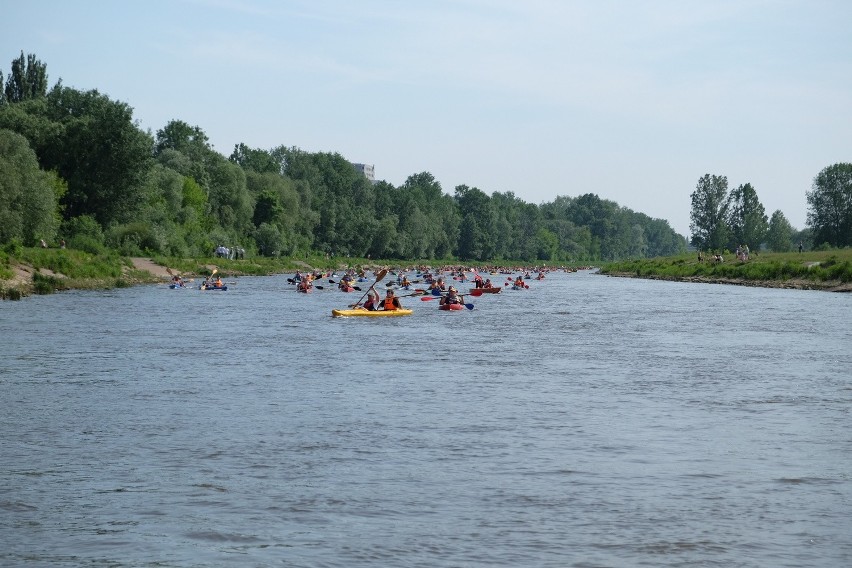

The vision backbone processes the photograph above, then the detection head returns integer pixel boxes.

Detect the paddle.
[350,269,389,307]
[166,267,185,287]
[200,268,219,290]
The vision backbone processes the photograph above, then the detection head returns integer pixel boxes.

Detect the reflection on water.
[2,271,851,566]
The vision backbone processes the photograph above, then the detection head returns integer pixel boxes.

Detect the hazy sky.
[6,0,852,236]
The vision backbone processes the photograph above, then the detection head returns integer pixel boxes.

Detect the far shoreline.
[602,271,852,293]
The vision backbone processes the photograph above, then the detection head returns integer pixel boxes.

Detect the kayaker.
[401,275,411,288]
[214,275,223,288]
[440,287,462,306]
[382,289,402,311]
[484,278,493,288]
[172,275,184,287]
[514,276,524,288]
[363,288,380,310]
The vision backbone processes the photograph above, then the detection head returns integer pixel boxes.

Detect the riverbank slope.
[599,250,852,293]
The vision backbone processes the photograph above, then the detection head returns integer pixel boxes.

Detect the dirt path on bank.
[129,257,173,279]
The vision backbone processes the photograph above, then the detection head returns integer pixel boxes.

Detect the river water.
[2,270,851,567]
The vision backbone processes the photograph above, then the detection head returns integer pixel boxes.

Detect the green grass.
[600,249,852,284]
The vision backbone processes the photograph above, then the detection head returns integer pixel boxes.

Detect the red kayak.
[439,303,464,311]
[470,287,501,295]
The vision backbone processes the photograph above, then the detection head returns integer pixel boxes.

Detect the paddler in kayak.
[439,286,463,307]
[362,288,380,310]
[382,289,403,311]
[171,274,185,287]
[297,275,313,292]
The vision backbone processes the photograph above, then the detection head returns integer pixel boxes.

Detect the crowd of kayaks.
[164,264,588,317]
[284,266,566,318]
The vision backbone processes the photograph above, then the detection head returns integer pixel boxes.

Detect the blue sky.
[6,0,852,236]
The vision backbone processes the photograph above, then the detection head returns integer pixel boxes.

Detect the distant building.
[351,162,375,182]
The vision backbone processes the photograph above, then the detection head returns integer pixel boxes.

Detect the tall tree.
[0,128,59,245]
[455,185,497,261]
[4,51,49,103]
[806,163,852,247]
[689,174,729,251]
[726,182,768,249]
[230,143,280,174]
[155,120,216,190]
[42,86,154,225]
[766,210,794,252]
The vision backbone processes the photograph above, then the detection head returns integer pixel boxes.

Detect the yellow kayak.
[332,308,413,317]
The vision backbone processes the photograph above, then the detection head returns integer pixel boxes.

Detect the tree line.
[688,165,852,254]
[1,51,748,263]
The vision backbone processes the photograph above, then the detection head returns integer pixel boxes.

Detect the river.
[2,270,851,567]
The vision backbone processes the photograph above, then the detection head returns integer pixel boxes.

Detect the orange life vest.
[384,297,398,310]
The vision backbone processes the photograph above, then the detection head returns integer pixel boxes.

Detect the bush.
[32,272,60,295]
[107,223,166,256]
[62,215,105,244]
[3,238,23,257]
[68,234,107,255]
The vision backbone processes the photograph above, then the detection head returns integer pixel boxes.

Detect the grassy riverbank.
[0,249,346,300]
[599,249,852,292]
[1,247,398,300]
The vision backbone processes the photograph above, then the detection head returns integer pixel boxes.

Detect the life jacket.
[384,297,398,310]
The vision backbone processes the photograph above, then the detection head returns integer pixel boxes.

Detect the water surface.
[2,271,851,566]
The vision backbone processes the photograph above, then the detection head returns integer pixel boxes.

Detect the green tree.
[253,189,286,227]
[689,174,729,251]
[766,210,794,252]
[207,157,252,233]
[40,86,154,225]
[806,163,852,247]
[254,222,284,257]
[726,182,768,249]
[455,185,497,261]
[0,128,59,245]
[4,51,49,103]
[230,143,280,174]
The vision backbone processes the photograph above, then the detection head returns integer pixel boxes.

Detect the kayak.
[332,308,413,317]
[439,303,465,311]
[470,287,501,294]
[339,286,354,292]
[297,287,312,293]
[200,285,228,291]
[169,284,186,289]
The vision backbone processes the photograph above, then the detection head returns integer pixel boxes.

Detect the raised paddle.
[350,268,388,308]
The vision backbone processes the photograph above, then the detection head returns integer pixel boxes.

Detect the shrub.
[68,234,107,255]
